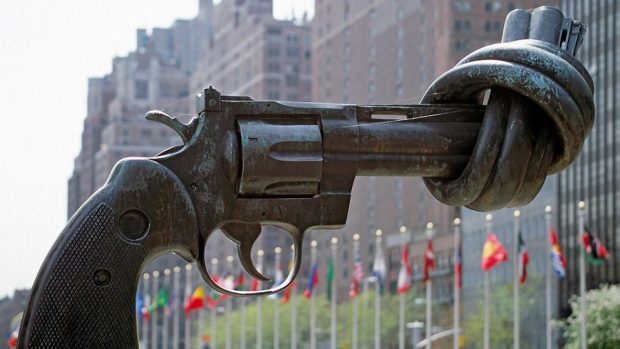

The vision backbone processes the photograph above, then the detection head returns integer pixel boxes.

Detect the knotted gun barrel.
[18,6,594,349]
[422,6,593,210]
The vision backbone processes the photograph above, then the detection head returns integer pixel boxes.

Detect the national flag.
[185,286,206,315]
[549,227,567,278]
[236,272,246,291]
[327,255,335,300]
[350,251,364,298]
[136,292,145,316]
[7,332,17,349]
[142,294,151,320]
[251,277,261,292]
[7,313,21,349]
[283,260,296,304]
[455,239,463,289]
[583,227,609,265]
[150,287,169,312]
[269,260,285,300]
[423,239,435,283]
[397,244,413,293]
[372,242,387,293]
[481,232,509,271]
[517,232,530,284]
[304,263,319,298]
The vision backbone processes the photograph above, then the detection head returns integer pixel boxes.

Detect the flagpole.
[274,247,282,349]
[453,218,461,349]
[398,226,407,349]
[184,264,193,349]
[173,266,181,349]
[352,234,360,349]
[362,277,370,349]
[374,229,383,349]
[163,268,171,349]
[577,201,586,349]
[513,210,521,349]
[142,273,150,349]
[226,255,234,349]
[257,250,264,349]
[330,238,338,349]
[425,223,434,349]
[240,293,246,349]
[483,214,493,349]
[291,245,297,349]
[310,240,318,349]
[152,270,160,349]
[291,244,298,349]
[211,258,219,349]
[545,205,553,349]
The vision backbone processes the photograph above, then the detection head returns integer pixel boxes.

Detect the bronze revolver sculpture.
[18,6,593,348]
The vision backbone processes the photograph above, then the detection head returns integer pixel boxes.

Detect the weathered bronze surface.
[18,6,594,348]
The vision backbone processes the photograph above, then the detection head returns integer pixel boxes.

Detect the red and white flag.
[397,244,413,293]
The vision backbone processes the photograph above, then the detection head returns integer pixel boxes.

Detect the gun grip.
[18,159,199,348]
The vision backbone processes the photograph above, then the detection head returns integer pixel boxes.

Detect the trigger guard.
[197,229,304,297]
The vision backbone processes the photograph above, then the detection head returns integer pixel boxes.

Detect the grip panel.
[19,159,199,348]
[26,203,143,347]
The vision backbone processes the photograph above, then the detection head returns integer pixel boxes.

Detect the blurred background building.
[556,0,620,319]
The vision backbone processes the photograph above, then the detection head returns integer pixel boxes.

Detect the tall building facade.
[310,0,550,302]
[556,0,620,316]
[190,0,312,101]
[67,7,212,216]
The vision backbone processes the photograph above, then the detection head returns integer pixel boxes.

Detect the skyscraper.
[310,0,551,300]
[556,0,619,316]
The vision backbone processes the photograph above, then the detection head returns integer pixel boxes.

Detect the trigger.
[220,222,272,282]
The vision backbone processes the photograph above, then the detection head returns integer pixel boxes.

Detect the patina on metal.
[18,7,593,349]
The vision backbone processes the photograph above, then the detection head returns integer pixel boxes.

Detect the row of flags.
[135,225,610,321]
[481,225,609,280]
[130,212,610,349]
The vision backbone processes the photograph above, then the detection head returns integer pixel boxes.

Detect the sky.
[0,0,313,298]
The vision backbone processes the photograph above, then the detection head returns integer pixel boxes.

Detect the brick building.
[309,0,553,310]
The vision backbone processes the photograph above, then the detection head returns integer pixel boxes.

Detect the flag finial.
[578,201,586,209]
[376,229,383,237]
[545,205,552,213]
[514,209,521,217]
[454,217,461,226]
[331,237,338,245]
[400,226,407,233]
[353,233,360,240]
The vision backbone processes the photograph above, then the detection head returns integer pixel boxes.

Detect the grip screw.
[93,269,111,286]
[118,209,149,241]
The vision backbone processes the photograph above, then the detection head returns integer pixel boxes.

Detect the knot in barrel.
[422,27,594,211]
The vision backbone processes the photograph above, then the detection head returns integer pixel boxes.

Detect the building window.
[286,46,300,58]
[267,91,280,100]
[286,75,299,87]
[485,21,492,33]
[267,62,280,73]
[134,80,148,99]
[268,44,280,57]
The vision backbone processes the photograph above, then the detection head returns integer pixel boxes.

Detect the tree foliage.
[561,284,620,349]
[461,275,544,349]
[196,289,453,349]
